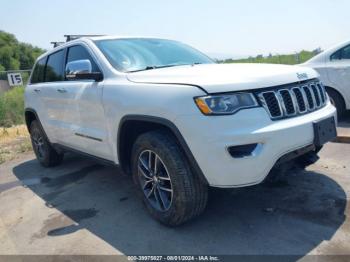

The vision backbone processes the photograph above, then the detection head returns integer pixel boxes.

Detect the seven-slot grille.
[257,81,327,120]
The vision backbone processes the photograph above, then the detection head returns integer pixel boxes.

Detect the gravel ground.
[0,142,349,258]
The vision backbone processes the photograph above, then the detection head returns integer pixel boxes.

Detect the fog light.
[227,143,258,158]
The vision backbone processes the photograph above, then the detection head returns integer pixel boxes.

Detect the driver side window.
[65,45,101,80]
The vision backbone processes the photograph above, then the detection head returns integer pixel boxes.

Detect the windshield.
[94,38,214,72]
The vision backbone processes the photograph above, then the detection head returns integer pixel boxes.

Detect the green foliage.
[0,86,25,127]
[0,30,45,71]
[221,49,321,65]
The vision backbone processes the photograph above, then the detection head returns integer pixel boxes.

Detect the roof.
[40,35,179,61]
[305,39,350,64]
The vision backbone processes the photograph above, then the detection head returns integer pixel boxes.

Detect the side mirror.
[65,59,103,81]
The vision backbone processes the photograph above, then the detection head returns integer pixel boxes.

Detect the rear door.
[26,57,55,137]
[40,49,71,142]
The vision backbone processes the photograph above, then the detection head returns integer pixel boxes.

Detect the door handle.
[57,88,67,93]
[34,88,41,93]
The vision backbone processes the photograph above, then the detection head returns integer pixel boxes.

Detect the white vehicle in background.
[303,40,350,117]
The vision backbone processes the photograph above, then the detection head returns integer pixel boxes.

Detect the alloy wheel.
[32,132,45,159]
[138,150,173,212]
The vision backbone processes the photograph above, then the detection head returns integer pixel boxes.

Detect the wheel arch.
[324,86,347,108]
[117,115,208,185]
[24,108,39,133]
[24,108,51,142]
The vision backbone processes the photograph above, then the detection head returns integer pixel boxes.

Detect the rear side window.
[342,45,350,59]
[31,57,46,84]
[45,50,65,82]
[66,45,100,73]
[330,50,341,60]
[331,45,350,60]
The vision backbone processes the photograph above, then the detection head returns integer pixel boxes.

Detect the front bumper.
[174,102,336,187]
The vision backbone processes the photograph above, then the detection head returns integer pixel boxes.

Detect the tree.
[220,50,317,65]
[0,30,45,71]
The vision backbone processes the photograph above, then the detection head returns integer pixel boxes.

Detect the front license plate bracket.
[313,117,337,147]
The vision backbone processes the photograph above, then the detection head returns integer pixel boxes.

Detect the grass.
[0,86,31,164]
[0,125,32,164]
[0,86,25,127]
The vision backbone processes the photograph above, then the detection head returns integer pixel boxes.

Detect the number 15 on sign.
[7,73,23,86]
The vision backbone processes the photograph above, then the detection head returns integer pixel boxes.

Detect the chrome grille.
[291,87,307,113]
[316,83,326,104]
[279,89,296,115]
[260,92,282,117]
[311,84,321,107]
[257,81,328,120]
[303,85,315,110]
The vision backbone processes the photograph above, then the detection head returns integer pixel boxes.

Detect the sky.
[1,0,349,59]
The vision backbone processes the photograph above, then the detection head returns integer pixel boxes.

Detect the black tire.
[131,130,208,226]
[295,146,322,169]
[263,163,291,185]
[29,120,64,167]
[264,146,323,185]
[326,88,346,118]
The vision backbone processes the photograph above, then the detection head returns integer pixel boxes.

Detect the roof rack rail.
[50,41,65,48]
[64,35,105,42]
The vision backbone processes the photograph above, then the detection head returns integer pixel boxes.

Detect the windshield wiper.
[127,63,199,73]
[127,66,157,73]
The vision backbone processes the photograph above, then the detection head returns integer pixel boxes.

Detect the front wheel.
[295,146,322,169]
[131,130,208,226]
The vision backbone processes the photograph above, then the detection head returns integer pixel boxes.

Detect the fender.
[325,86,349,109]
[24,108,51,142]
[117,115,209,185]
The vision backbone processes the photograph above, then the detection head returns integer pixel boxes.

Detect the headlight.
[194,93,259,115]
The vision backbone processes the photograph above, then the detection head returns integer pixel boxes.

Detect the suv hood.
[126,63,318,93]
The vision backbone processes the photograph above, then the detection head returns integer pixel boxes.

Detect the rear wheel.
[30,120,63,167]
[131,130,208,226]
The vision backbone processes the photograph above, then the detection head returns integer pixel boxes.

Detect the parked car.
[25,36,337,226]
[303,40,350,117]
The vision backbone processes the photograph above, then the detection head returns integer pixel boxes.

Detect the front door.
[60,44,112,160]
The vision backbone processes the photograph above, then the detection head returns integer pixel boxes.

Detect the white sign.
[7,73,23,86]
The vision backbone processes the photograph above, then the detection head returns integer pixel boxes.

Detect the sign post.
[7,73,23,86]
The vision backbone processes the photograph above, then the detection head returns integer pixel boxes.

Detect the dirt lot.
[0,142,349,258]
[0,125,31,164]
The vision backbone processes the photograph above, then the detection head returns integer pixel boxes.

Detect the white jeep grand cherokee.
[25,36,337,226]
